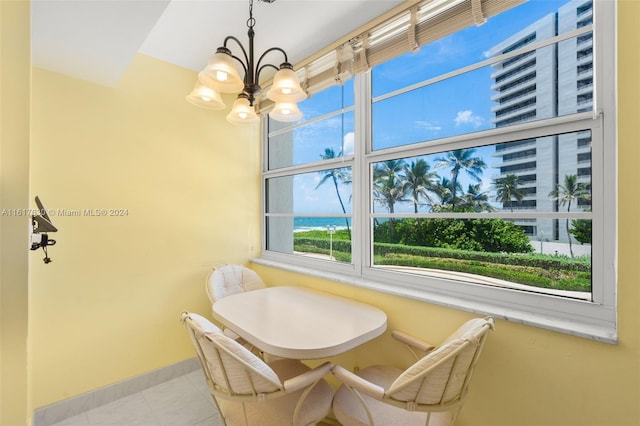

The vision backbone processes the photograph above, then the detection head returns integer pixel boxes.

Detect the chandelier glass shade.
[186,82,225,110]
[188,0,306,126]
[226,94,261,125]
[266,66,307,103]
[198,50,245,93]
[269,101,303,122]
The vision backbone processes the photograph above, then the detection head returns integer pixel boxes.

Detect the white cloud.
[415,121,442,131]
[343,132,355,155]
[454,110,483,127]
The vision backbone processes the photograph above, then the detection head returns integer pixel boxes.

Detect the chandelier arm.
[230,54,249,80]
[255,63,279,85]
[254,47,289,81]
[223,35,251,72]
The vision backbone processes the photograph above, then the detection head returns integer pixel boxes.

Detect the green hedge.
[374,218,534,253]
[373,242,591,272]
[294,238,352,253]
[294,237,590,273]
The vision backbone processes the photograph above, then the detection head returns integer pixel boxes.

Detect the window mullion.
[353,71,372,273]
[264,157,354,179]
[367,113,595,163]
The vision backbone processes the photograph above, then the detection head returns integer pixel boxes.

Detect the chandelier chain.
[247,0,256,29]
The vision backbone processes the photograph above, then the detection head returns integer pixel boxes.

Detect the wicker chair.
[205,264,266,343]
[206,264,266,304]
[181,312,333,426]
[332,317,495,426]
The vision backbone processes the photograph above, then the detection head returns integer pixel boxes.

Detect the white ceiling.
[31,0,405,87]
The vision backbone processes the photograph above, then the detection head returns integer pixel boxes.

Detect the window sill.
[251,257,617,344]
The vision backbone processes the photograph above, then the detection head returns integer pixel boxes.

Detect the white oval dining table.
[212,285,388,359]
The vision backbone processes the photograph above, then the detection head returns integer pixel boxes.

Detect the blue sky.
[285,0,571,215]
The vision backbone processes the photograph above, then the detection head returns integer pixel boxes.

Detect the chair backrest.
[205,264,266,304]
[386,317,494,411]
[181,312,281,398]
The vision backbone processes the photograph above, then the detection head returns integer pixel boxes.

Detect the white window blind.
[272,0,525,102]
[355,0,524,73]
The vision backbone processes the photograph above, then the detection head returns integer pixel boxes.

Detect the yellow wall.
[0,0,31,424]
[29,55,261,409]
[23,1,640,425]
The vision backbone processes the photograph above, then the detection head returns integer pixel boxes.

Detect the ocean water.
[294,217,351,232]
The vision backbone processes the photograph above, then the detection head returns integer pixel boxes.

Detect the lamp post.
[327,225,336,260]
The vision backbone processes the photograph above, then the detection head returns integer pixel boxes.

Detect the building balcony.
[492,51,536,74]
[493,140,537,157]
[496,163,537,174]
[576,11,593,29]
[491,104,536,126]
[492,164,534,176]
[577,5,593,20]
[491,72,536,92]
[491,94,536,113]
[577,66,593,78]
[576,53,593,67]
[576,81,593,92]
[493,160,537,174]
[491,89,537,108]
[491,58,536,81]
[576,99,593,109]
[576,36,593,49]
[577,175,591,185]
[491,83,536,103]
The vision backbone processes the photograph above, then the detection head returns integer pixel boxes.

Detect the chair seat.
[219,358,333,426]
[333,365,453,426]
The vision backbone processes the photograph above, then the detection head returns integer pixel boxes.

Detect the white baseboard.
[33,357,199,426]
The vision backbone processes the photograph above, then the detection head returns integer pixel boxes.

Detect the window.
[264,81,355,264]
[260,0,616,342]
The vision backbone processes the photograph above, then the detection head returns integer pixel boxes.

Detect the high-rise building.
[488,0,593,243]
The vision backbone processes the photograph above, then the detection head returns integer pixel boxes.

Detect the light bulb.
[216,70,228,82]
[281,88,292,95]
[239,112,248,120]
[202,96,212,102]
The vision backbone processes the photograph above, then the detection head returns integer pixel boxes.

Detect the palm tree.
[315,147,352,234]
[431,176,460,211]
[435,148,487,210]
[373,160,407,240]
[459,184,496,212]
[548,174,590,257]
[401,159,438,213]
[493,174,526,212]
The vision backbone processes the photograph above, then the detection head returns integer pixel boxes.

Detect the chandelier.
[187,0,306,125]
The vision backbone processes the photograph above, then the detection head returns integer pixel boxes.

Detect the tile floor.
[49,369,222,426]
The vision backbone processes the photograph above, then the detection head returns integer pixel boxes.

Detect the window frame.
[257,0,617,343]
